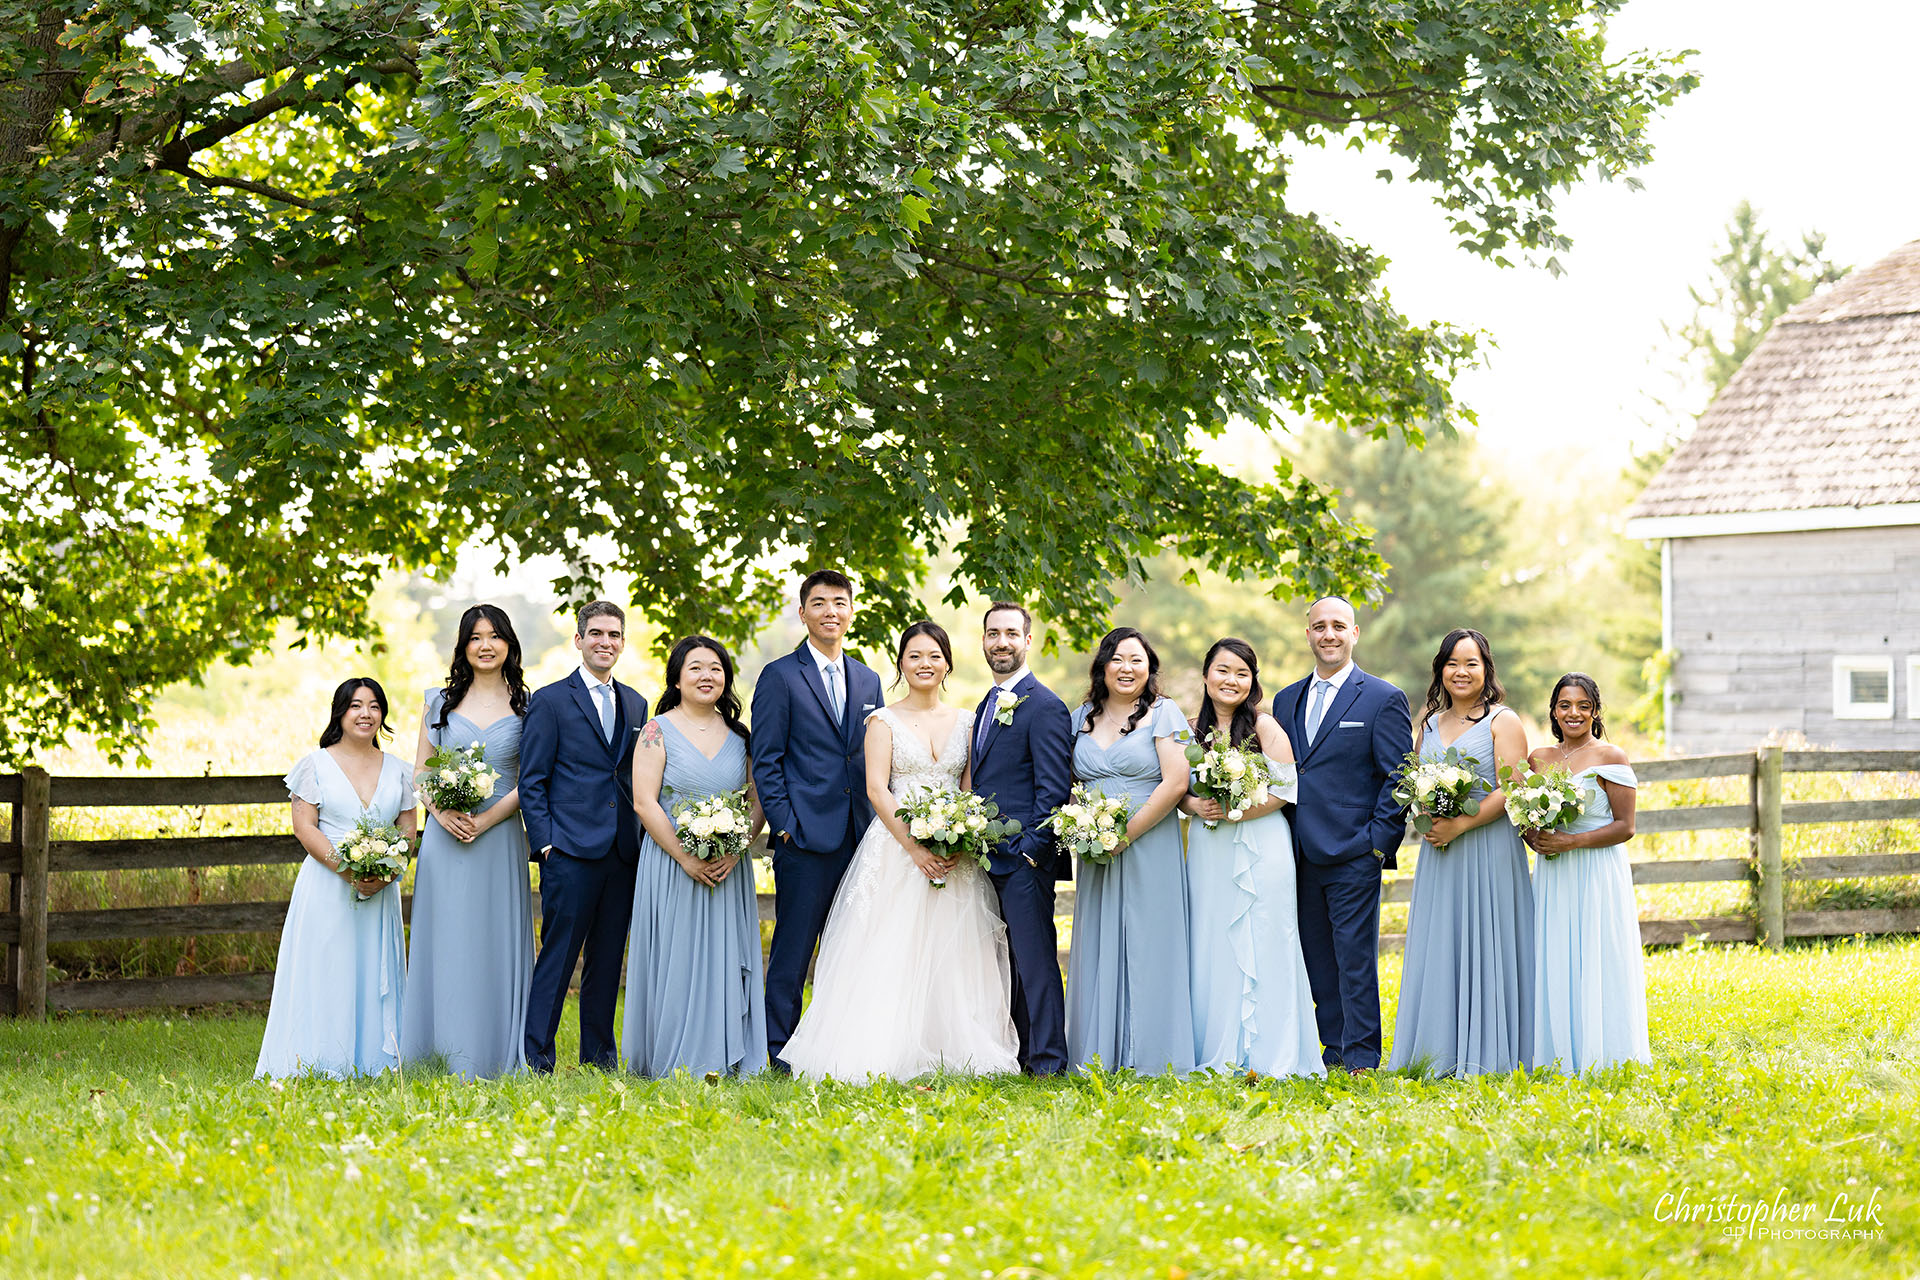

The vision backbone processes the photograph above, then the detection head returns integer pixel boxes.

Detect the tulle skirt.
[782,817,1020,1081]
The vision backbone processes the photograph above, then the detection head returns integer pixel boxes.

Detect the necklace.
[1559,737,1595,768]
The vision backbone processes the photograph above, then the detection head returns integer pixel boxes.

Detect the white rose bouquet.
[896,788,1021,886]
[336,816,410,900]
[416,740,501,814]
[1392,747,1484,839]
[673,789,753,864]
[1497,764,1589,849]
[1044,785,1134,865]
[1183,731,1277,829]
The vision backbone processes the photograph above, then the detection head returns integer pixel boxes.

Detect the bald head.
[1306,596,1358,676]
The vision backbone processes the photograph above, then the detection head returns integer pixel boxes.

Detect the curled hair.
[436,604,529,731]
[319,677,392,748]
[893,620,954,687]
[1547,672,1606,742]
[1195,638,1264,750]
[1083,627,1161,736]
[654,636,750,742]
[1422,628,1506,727]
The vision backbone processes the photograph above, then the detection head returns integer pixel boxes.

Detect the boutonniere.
[994,694,1029,726]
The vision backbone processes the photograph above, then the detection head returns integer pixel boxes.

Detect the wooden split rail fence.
[3,746,1917,1017]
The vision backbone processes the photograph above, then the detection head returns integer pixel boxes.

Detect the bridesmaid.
[1066,627,1196,1076]
[401,604,534,1079]
[1387,629,1535,1077]
[623,636,769,1078]
[257,678,416,1079]
[1524,673,1650,1073]
[1181,639,1324,1078]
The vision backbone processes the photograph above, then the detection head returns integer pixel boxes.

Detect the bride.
[781,620,1021,1080]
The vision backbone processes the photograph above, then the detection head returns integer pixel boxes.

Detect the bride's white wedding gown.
[781,706,1021,1080]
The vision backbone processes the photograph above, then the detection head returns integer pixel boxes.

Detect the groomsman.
[1273,596,1412,1072]
[968,603,1073,1075]
[520,601,650,1072]
[752,570,884,1071]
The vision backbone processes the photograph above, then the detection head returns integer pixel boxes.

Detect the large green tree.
[0,0,1693,763]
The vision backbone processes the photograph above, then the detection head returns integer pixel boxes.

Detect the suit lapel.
[568,672,617,757]
[1301,669,1366,764]
[794,645,845,739]
[975,673,1031,764]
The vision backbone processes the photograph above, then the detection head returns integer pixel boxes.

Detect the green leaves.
[0,0,1691,765]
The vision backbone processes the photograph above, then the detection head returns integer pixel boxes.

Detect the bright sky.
[1282,0,1920,465]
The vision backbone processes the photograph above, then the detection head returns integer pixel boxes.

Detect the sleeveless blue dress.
[622,718,768,1078]
[1066,697,1195,1076]
[400,690,534,1079]
[1531,763,1650,1072]
[1386,709,1535,1076]
[1185,753,1325,1077]
[256,749,413,1079]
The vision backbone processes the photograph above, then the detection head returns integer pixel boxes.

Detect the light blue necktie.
[825,662,845,723]
[1306,678,1333,744]
[596,681,615,743]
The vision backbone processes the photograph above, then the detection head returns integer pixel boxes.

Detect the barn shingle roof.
[1628,238,1920,520]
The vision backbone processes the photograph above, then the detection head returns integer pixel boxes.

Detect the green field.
[1,941,1913,1278]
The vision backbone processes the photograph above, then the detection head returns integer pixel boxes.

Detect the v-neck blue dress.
[400,689,534,1079]
[256,749,414,1079]
[1387,708,1535,1076]
[1065,697,1195,1076]
[622,717,768,1078]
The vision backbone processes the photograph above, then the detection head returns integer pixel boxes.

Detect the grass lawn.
[1,941,1914,1278]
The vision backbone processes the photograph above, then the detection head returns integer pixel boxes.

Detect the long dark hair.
[892,619,954,688]
[435,604,529,731]
[1548,672,1606,742]
[1422,628,1505,727]
[319,677,392,747]
[1195,638,1263,749]
[654,636,749,742]
[1083,627,1161,736]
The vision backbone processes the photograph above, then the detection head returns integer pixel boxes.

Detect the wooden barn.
[1625,238,1920,753]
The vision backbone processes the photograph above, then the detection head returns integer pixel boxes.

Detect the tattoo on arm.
[640,721,665,749]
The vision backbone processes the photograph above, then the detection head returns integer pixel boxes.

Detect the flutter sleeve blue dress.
[1530,763,1651,1072]
[1065,697,1195,1076]
[399,690,534,1079]
[256,749,413,1079]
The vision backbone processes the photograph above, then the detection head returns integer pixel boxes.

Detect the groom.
[1273,595,1412,1073]
[968,602,1073,1076]
[751,569,884,1071]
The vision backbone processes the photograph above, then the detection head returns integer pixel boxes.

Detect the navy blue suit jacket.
[519,671,649,862]
[1273,666,1412,871]
[968,673,1074,880]
[750,643,884,853]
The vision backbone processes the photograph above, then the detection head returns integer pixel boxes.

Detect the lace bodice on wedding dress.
[877,706,973,802]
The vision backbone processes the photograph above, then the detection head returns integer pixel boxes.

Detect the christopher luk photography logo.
[1653,1180,1887,1244]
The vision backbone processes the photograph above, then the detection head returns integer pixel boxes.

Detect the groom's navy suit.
[969,673,1073,1075]
[1273,665,1411,1070]
[751,642,883,1067]
[520,669,649,1071]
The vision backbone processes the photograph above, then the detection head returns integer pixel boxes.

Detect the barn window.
[1832,656,1894,719]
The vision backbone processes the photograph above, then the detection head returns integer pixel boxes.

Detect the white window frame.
[1908,656,1920,719]
[1832,656,1894,720]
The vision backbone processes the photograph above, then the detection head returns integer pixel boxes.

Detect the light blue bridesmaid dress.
[256,749,413,1079]
[1386,708,1535,1077]
[1066,697,1195,1076]
[400,690,534,1079]
[622,718,768,1078]
[1531,763,1651,1073]
[1185,753,1326,1078]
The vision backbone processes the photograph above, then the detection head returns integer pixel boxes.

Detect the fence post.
[17,767,50,1018]
[1754,745,1784,951]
